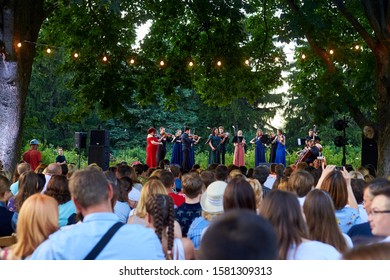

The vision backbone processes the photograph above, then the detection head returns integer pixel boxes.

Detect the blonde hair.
[135,179,167,218]
[247,178,263,211]
[12,194,58,259]
[229,169,243,179]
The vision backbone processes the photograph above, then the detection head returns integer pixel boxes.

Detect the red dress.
[233,142,245,167]
[146,136,159,168]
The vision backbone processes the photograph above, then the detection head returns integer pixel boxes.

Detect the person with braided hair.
[145,194,195,260]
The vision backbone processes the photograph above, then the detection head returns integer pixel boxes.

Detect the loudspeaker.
[88,145,110,171]
[90,130,110,146]
[75,132,87,149]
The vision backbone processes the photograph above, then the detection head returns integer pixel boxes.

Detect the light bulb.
[189,61,194,67]
[73,53,79,58]
[160,60,165,66]
[302,54,306,59]
[217,61,222,66]
[46,48,52,54]
[330,49,334,55]
[103,56,108,62]
[17,42,22,48]
[129,58,135,64]
[245,59,250,65]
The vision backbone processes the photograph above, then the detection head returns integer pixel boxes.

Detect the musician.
[189,133,201,169]
[207,127,221,166]
[305,139,320,165]
[250,129,266,167]
[170,129,182,166]
[157,127,172,165]
[146,127,162,168]
[181,127,192,173]
[218,126,229,165]
[305,128,321,146]
[274,129,286,166]
[233,130,246,167]
[269,131,278,163]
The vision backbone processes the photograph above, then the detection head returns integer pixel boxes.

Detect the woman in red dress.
[146,127,162,168]
[233,130,246,167]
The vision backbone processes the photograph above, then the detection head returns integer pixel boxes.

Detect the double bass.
[295,148,312,165]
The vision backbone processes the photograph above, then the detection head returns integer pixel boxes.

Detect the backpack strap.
[84,222,124,260]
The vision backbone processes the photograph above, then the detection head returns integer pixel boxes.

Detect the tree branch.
[285,0,336,74]
[333,0,380,50]
[359,0,386,42]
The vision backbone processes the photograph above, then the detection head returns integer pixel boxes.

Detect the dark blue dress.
[170,137,182,166]
[275,138,286,166]
[255,137,266,167]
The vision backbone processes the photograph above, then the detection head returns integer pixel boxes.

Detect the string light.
[160,60,165,66]
[129,58,135,64]
[189,61,194,67]
[46,48,52,54]
[217,60,222,66]
[73,53,79,58]
[355,45,360,50]
[301,54,306,59]
[102,56,108,62]
[17,42,22,48]
[245,59,250,65]
[329,49,334,55]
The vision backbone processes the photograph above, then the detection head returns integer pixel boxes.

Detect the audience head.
[44,163,62,176]
[342,243,390,260]
[215,165,229,182]
[181,172,203,199]
[223,177,256,212]
[363,178,390,215]
[44,175,71,205]
[160,170,175,189]
[12,194,58,259]
[253,165,270,185]
[368,186,390,236]
[260,190,308,259]
[0,174,12,202]
[16,171,40,212]
[198,209,277,260]
[200,170,216,189]
[200,180,227,220]
[116,164,132,179]
[287,169,314,197]
[303,189,348,253]
[69,167,111,211]
[136,178,167,219]
[320,170,348,210]
[118,176,133,203]
[16,162,31,179]
[246,178,263,211]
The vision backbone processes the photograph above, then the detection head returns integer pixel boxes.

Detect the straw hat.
[200,180,227,213]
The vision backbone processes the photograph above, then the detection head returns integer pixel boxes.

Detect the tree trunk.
[0,0,45,172]
[375,43,390,177]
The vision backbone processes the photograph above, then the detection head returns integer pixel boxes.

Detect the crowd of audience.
[1,156,390,260]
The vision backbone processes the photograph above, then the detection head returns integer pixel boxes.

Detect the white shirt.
[287,240,341,260]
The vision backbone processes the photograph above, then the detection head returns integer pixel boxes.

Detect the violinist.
[170,129,182,166]
[233,130,246,167]
[146,127,163,168]
[157,127,173,165]
[207,127,221,166]
[250,129,266,167]
[274,129,286,166]
[189,132,201,169]
[218,126,229,165]
[181,127,192,173]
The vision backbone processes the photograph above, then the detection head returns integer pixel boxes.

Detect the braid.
[166,195,175,260]
[154,196,164,244]
[145,194,175,260]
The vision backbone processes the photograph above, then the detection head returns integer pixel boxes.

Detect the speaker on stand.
[88,130,110,171]
[75,132,87,169]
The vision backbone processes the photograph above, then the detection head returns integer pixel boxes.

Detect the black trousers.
[182,149,191,173]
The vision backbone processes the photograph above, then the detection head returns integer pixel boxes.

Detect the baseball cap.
[30,139,39,145]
